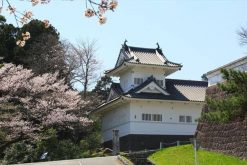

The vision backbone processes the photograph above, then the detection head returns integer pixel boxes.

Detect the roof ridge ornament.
[156,42,160,49]
[156,42,164,55]
[124,39,128,46]
[122,39,129,51]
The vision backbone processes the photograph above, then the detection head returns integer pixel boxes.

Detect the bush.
[200,69,247,123]
[3,142,36,164]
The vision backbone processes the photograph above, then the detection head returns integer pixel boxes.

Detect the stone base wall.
[103,134,193,152]
[196,120,247,159]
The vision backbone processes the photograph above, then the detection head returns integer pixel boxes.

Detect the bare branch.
[238,27,247,46]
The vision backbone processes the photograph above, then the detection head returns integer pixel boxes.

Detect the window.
[142,113,162,122]
[179,115,192,123]
[152,114,162,122]
[142,114,151,121]
[179,115,185,122]
[134,78,143,85]
[186,116,192,123]
[156,80,163,87]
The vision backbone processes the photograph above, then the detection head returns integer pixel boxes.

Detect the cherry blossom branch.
[0,0,118,46]
[85,0,118,24]
[6,0,19,26]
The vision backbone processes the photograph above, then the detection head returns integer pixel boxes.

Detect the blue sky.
[4,0,247,83]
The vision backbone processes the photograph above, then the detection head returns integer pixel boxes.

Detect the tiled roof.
[105,42,183,75]
[165,79,208,102]
[108,78,208,102]
[123,45,182,67]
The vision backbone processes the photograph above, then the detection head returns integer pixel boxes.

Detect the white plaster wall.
[119,67,166,92]
[102,103,131,142]
[208,73,222,86]
[120,72,133,92]
[102,100,203,142]
[129,100,203,135]
[208,61,247,86]
[132,67,166,89]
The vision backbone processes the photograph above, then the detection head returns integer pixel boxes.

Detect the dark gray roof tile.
[108,78,208,102]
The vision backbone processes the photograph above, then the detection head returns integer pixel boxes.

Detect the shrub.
[200,69,247,123]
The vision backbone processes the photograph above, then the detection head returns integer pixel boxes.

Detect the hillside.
[148,145,247,165]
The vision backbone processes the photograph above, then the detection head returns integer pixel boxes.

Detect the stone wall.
[196,85,247,159]
[196,120,247,159]
[104,134,193,151]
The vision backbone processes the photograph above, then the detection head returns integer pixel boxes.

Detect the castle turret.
[105,41,182,92]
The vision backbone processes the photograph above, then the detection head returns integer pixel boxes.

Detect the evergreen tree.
[201,69,247,122]
[92,75,112,101]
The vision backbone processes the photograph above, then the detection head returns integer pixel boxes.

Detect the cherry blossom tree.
[0,63,93,151]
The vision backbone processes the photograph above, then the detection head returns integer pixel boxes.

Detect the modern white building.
[206,56,247,86]
[93,41,208,151]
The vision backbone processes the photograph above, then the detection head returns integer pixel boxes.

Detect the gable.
[115,50,130,67]
[136,81,169,95]
[107,88,119,102]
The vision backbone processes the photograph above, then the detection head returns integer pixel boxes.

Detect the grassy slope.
[148,145,247,165]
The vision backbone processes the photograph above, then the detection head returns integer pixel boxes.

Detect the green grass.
[148,145,247,165]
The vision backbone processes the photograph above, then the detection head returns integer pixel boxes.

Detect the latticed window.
[186,116,192,123]
[152,114,162,122]
[142,113,151,121]
[142,113,162,122]
[179,115,192,123]
[179,115,185,122]
[134,78,143,85]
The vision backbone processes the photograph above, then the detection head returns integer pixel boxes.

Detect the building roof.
[109,78,208,102]
[206,55,247,76]
[105,41,182,75]
[123,45,181,67]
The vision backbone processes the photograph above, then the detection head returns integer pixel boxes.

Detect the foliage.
[201,73,208,81]
[0,63,93,152]
[200,69,247,122]
[148,145,247,165]
[7,19,59,64]
[2,121,103,163]
[2,137,81,164]
[34,136,81,161]
[0,18,59,65]
[24,33,67,77]
[0,15,18,63]
[92,75,112,101]
[1,17,72,84]
[3,141,36,164]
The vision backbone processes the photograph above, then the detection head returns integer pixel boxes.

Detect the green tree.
[0,17,62,73]
[201,69,247,122]
[201,73,208,81]
[92,75,112,101]
[13,19,60,68]
[0,15,18,63]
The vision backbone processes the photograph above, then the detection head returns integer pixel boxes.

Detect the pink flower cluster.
[0,63,93,142]
[84,0,118,25]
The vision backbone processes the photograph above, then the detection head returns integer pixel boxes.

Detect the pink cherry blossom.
[0,63,93,146]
